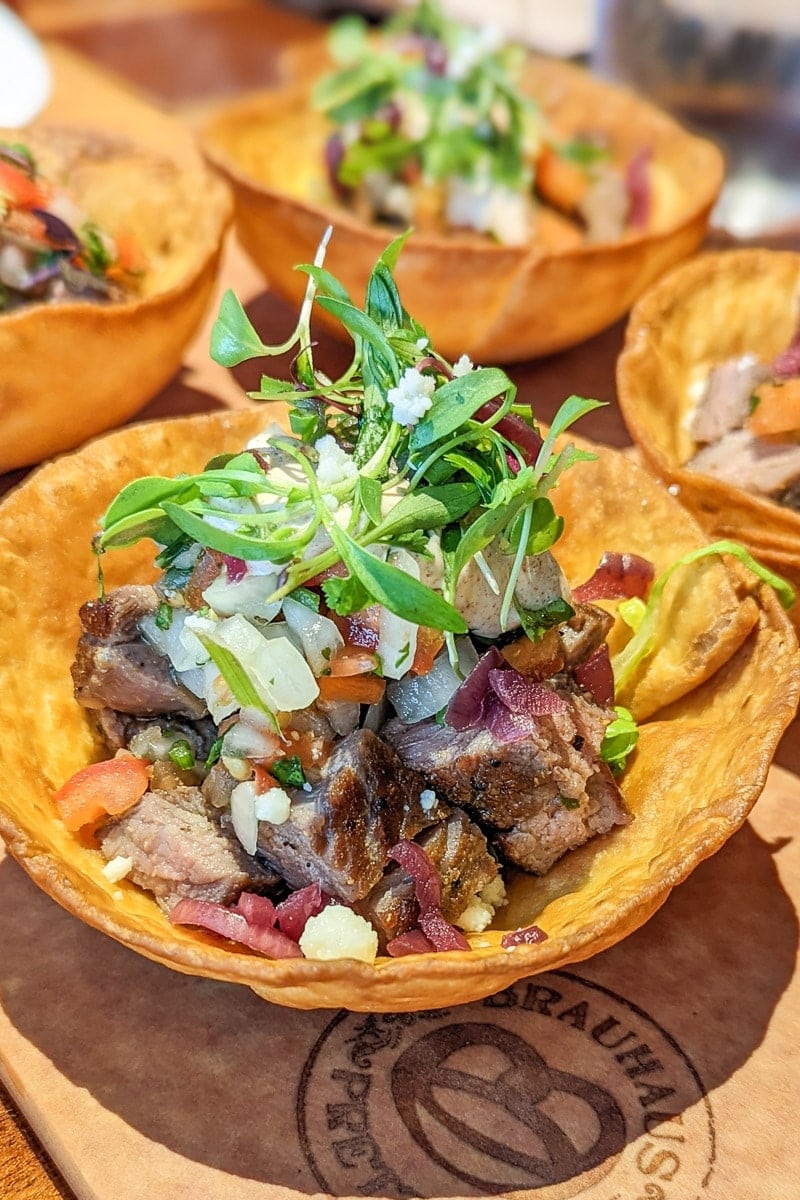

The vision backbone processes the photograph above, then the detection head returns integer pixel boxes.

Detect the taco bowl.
[617,249,800,628]
[0,125,231,472]
[200,43,722,364]
[0,407,795,1012]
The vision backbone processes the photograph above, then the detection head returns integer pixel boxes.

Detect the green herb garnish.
[168,740,195,771]
[600,707,639,774]
[270,756,307,788]
[204,737,224,770]
[96,230,599,674]
[155,601,173,630]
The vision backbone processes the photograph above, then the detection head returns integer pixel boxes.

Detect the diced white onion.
[420,788,437,813]
[140,608,214,674]
[378,548,418,680]
[101,856,134,883]
[387,637,478,724]
[222,720,279,761]
[282,595,344,676]
[230,780,259,854]
[127,725,184,763]
[299,906,378,964]
[254,787,292,824]
[206,614,319,713]
[203,571,282,621]
[222,755,253,782]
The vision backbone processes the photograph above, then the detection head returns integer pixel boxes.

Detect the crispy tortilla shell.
[0,410,796,1011]
[200,51,722,363]
[0,126,232,471]
[617,249,800,629]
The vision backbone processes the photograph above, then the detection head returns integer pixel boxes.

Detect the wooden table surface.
[2,2,799,1196]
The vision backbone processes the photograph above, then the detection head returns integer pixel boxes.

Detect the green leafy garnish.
[270,756,307,788]
[600,707,639,774]
[516,597,575,643]
[155,601,173,631]
[168,740,195,771]
[612,540,796,689]
[204,737,224,770]
[81,223,113,276]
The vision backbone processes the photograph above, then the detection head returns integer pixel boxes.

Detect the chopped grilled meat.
[185,549,223,610]
[202,761,238,810]
[502,604,613,677]
[256,729,448,903]
[72,585,206,719]
[76,585,158,643]
[497,763,628,873]
[688,428,800,499]
[384,686,627,874]
[689,355,771,443]
[73,639,207,718]
[98,786,279,911]
[357,810,498,946]
[559,605,615,667]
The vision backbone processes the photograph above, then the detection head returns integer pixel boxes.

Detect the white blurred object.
[0,5,51,127]
[432,0,593,56]
[594,0,800,235]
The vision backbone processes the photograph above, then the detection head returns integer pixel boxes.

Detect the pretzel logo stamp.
[297,970,715,1198]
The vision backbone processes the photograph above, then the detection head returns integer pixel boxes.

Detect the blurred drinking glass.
[592,0,800,236]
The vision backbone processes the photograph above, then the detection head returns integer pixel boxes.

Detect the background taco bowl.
[0,124,232,472]
[0,409,796,1011]
[617,248,800,630]
[200,50,723,364]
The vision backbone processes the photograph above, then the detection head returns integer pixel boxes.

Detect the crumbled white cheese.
[419,788,437,813]
[322,493,340,512]
[455,896,494,933]
[246,422,290,450]
[101,856,134,883]
[451,353,474,378]
[299,905,379,964]
[254,786,292,825]
[398,91,431,141]
[387,367,436,427]
[446,173,533,246]
[455,874,507,933]
[315,435,358,489]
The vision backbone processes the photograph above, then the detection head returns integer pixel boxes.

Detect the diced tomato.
[330,605,381,650]
[317,674,386,704]
[747,379,800,437]
[410,627,444,676]
[0,161,47,209]
[53,756,149,831]
[106,229,146,279]
[329,646,378,676]
[536,144,588,213]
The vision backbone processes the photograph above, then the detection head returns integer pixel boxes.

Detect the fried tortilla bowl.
[200,51,722,363]
[617,249,800,629]
[0,125,232,472]
[0,410,796,1012]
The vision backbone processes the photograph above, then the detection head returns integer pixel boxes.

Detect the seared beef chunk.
[202,761,238,810]
[559,605,615,667]
[98,786,278,912]
[72,585,206,719]
[384,687,628,874]
[501,604,613,678]
[358,810,498,946]
[256,729,448,903]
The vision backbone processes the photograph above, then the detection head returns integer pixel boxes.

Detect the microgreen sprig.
[96,231,599,641]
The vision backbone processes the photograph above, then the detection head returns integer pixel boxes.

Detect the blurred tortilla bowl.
[200,51,723,363]
[617,249,800,630]
[0,124,231,472]
[0,408,795,1011]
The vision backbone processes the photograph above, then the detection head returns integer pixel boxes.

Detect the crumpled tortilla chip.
[200,49,722,363]
[551,441,761,720]
[0,410,796,1012]
[617,248,800,630]
[0,125,232,471]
